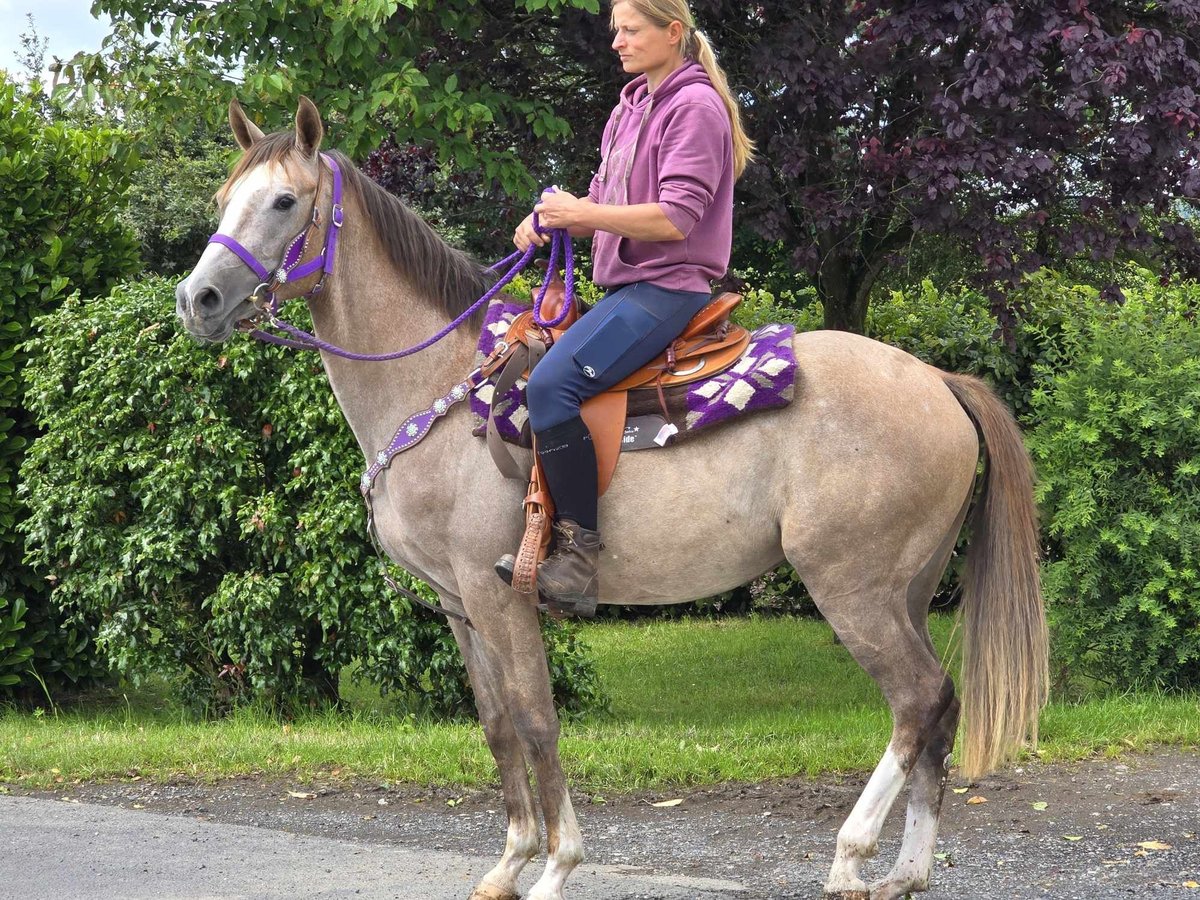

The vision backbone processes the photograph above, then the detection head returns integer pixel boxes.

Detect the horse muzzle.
[175,278,255,342]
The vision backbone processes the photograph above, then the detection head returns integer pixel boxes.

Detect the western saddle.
[479,274,749,595]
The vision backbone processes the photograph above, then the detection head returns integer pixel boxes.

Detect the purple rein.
[206,157,575,362]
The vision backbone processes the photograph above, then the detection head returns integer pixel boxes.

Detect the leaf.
[1063,835,1083,841]
[1032,801,1048,811]
[951,787,969,794]
[1137,841,1172,851]
[287,791,316,800]
[651,798,683,808]
[966,795,988,804]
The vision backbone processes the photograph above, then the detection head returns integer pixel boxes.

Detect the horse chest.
[366,469,459,584]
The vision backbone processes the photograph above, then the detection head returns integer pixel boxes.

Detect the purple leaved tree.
[702,0,1200,332]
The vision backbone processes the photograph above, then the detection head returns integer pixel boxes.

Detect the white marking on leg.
[886,795,939,890]
[825,747,908,893]
[478,817,539,897]
[525,796,584,900]
[875,753,951,895]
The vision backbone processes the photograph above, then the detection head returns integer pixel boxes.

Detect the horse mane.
[217,132,496,323]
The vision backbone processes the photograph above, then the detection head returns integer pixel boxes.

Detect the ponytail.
[688,30,755,180]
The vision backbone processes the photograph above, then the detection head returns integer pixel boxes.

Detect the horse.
[175,96,1048,900]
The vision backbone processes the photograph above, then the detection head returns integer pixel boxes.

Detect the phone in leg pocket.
[571,309,647,382]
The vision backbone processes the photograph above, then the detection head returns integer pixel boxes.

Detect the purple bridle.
[206,153,575,362]
[208,151,345,307]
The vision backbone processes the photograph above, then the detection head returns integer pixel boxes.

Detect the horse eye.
[274,195,296,211]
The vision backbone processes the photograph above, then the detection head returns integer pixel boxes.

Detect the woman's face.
[610,3,682,78]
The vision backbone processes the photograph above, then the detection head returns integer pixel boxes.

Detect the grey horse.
[175,97,1048,900]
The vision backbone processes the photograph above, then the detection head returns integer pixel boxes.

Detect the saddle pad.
[469,295,796,449]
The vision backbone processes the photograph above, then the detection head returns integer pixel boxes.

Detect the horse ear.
[229,99,265,150]
[295,96,324,160]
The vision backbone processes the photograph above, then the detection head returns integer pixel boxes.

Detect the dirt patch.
[11,750,1200,898]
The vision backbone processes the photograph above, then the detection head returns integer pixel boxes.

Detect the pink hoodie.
[587,60,733,293]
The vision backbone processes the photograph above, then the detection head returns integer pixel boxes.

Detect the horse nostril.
[196,286,222,311]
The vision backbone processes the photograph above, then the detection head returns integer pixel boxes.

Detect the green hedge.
[0,78,141,697]
[20,278,606,716]
[1028,279,1200,689]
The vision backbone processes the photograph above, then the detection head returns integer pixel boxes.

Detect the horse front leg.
[449,617,540,900]
[463,589,584,900]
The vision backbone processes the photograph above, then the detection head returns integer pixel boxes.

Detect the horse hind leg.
[807,585,956,898]
[869,695,959,900]
[449,619,540,900]
[869,529,966,900]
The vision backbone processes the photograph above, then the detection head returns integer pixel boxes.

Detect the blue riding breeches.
[525,282,713,433]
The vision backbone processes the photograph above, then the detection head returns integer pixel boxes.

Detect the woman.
[496,0,754,616]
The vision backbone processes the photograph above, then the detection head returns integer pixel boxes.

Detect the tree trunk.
[817,257,871,333]
[301,622,341,708]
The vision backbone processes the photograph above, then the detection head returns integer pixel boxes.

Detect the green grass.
[2,615,1198,791]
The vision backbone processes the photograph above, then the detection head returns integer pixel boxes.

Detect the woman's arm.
[533,189,685,242]
[512,189,685,250]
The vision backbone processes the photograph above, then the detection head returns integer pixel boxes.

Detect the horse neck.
[305,191,481,456]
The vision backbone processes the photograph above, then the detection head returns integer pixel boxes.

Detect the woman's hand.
[533,188,587,230]
[513,212,547,251]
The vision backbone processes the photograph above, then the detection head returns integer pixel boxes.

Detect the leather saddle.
[478,273,750,594]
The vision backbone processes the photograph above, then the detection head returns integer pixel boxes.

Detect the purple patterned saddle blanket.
[469,295,796,450]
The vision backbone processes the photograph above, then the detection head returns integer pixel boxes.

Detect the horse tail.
[941,372,1049,780]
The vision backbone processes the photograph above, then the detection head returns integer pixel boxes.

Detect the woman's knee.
[526,361,578,432]
[525,364,556,411]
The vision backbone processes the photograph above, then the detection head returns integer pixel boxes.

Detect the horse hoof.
[468,885,521,900]
[823,892,870,900]
[870,877,926,900]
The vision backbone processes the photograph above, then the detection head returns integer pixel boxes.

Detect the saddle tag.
[653,423,679,446]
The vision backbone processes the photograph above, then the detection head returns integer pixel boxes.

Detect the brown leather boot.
[535,519,601,618]
[495,520,601,617]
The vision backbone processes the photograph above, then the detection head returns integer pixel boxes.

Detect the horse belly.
[596,416,788,605]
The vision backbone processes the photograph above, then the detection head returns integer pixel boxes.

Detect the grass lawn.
[2,615,1197,790]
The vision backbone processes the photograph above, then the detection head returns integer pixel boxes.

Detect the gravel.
[10,749,1200,898]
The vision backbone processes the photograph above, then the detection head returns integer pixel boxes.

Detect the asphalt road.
[0,793,745,899]
[3,750,1199,899]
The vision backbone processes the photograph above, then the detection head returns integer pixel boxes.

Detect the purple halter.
[207,152,345,304]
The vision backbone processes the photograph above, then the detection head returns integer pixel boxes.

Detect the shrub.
[866,270,1103,420]
[20,278,606,716]
[121,129,231,275]
[1028,281,1200,689]
[0,597,34,688]
[0,77,141,699]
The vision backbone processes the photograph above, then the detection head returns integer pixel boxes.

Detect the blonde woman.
[496,0,754,616]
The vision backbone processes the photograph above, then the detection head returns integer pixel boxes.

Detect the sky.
[0,0,112,80]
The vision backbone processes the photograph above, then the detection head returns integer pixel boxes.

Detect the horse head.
[176,96,328,342]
